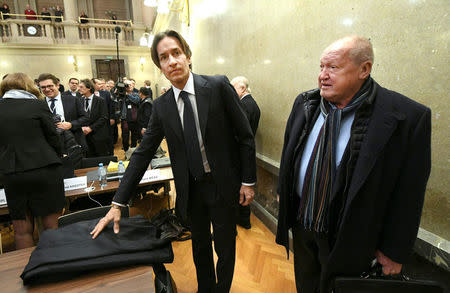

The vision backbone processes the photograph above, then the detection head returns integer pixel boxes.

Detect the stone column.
[62,0,80,44]
[63,0,78,23]
[130,0,143,25]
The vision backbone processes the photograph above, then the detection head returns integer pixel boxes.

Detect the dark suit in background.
[84,95,110,157]
[96,90,115,154]
[114,74,256,292]
[237,93,260,228]
[240,94,260,135]
[62,90,82,98]
[59,93,89,152]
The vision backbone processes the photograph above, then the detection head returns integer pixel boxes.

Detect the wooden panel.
[93,0,128,21]
[35,0,64,13]
[94,59,125,82]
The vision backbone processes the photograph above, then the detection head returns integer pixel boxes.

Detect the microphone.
[115,26,121,33]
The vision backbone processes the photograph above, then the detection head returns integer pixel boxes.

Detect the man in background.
[231,76,260,229]
[79,79,110,157]
[63,77,81,98]
[144,79,153,99]
[137,86,153,136]
[119,80,140,152]
[93,78,115,154]
[276,36,431,293]
[38,73,89,152]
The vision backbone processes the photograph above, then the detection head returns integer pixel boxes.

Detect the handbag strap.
[361,259,409,281]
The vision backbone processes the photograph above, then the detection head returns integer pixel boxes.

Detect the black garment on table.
[21,216,174,285]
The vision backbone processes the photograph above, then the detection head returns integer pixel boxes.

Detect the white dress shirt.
[172,72,211,173]
[46,93,65,121]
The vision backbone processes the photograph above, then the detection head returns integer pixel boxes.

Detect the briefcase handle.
[361,258,409,281]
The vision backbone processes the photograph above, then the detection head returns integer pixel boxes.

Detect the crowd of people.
[0,72,160,248]
[0,29,431,293]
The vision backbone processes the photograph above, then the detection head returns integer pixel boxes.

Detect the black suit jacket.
[240,94,260,135]
[114,74,256,221]
[86,95,110,142]
[97,90,115,121]
[276,82,431,284]
[60,93,89,148]
[62,90,82,99]
[0,98,61,174]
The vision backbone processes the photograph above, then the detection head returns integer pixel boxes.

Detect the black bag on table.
[333,261,445,293]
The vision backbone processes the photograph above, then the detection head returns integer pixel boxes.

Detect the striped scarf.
[299,77,373,233]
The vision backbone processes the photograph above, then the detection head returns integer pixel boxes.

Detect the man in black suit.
[92,30,256,293]
[38,73,89,152]
[92,78,116,155]
[231,76,261,229]
[79,79,110,157]
[63,77,81,98]
[276,36,431,293]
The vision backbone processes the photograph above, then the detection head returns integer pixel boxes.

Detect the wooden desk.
[0,247,155,293]
[65,166,174,200]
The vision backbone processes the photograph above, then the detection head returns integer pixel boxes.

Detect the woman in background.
[0,73,65,249]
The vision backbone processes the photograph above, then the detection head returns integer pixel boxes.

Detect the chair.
[58,206,129,227]
[80,155,118,169]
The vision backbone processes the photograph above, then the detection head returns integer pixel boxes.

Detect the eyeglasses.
[40,85,56,89]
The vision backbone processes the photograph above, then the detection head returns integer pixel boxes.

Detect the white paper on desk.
[0,189,6,205]
[64,176,87,191]
[139,169,162,183]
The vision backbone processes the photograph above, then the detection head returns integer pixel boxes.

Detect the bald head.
[318,36,373,108]
[324,36,374,66]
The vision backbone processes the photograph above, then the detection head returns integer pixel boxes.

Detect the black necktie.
[49,98,56,115]
[179,91,204,179]
[84,98,90,112]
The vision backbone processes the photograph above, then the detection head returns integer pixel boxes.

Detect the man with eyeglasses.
[38,73,89,152]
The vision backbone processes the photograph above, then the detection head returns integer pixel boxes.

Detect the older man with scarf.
[276,36,431,293]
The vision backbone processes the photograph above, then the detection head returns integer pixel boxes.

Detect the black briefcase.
[333,262,445,293]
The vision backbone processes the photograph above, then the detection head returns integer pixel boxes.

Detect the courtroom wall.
[180,0,449,240]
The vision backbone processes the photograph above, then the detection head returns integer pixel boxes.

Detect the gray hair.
[230,76,251,93]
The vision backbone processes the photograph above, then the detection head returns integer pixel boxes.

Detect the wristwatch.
[111,203,122,209]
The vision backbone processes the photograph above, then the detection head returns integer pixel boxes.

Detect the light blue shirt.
[296,110,355,197]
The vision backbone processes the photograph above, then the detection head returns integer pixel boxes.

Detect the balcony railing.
[0,14,140,47]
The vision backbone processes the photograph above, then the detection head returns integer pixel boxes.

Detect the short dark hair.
[151,30,192,69]
[139,87,150,96]
[38,73,59,85]
[69,77,79,83]
[80,78,94,94]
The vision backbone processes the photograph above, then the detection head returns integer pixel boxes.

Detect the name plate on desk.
[139,169,162,184]
[64,176,87,191]
[0,189,6,205]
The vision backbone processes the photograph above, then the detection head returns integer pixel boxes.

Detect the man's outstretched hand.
[90,207,122,239]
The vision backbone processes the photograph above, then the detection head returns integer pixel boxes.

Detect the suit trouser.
[85,135,109,158]
[292,223,331,293]
[121,120,139,151]
[189,174,237,293]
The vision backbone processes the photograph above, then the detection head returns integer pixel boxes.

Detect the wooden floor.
[165,214,296,293]
[117,133,297,292]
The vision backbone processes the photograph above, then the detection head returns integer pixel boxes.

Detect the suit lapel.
[164,89,184,142]
[193,74,211,141]
[346,99,405,204]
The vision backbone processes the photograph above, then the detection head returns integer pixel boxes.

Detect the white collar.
[172,72,194,101]
[84,94,94,99]
[241,93,250,100]
[46,92,61,102]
